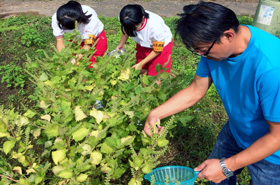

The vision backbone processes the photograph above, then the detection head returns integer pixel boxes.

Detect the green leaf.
[33,128,41,139]
[35,175,44,184]
[18,116,29,126]
[113,167,126,179]
[52,166,64,175]
[178,115,194,126]
[124,111,134,119]
[159,72,169,79]
[23,110,36,118]
[72,127,90,142]
[0,119,7,132]
[77,173,88,182]
[134,156,144,168]
[44,124,59,138]
[127,123,137,132]
[157,91,167,101]
[121,135,134,146]
[18,179,30,185]
[12,166,22,174]
[156,63,165,72]
[44,141,52,148]
[44,80,55,88]
[90,151,102,165]
[41,114,51,122]
[39,72,48,82]
[57,169,73,179]
[101,163,111,173]
[75,106,87,122]
[140,148,153,156]
[100,142,114,154]
[0,132,10,138]
[118,68,130,81]
[157,137,169,147]
[142,75,150,85]
[142,161,153,174]
[3,140,16,154]
[52,149,66,165]
[39,100,49,109]
[90,109,103,124]
[81,144,92,156]
[51,76,62,84]
[128,178,141,185]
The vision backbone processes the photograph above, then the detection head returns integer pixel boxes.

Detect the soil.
[0,0,259,19]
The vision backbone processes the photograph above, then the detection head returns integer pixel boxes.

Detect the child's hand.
[116,44,125,51]
[132,63,142,70]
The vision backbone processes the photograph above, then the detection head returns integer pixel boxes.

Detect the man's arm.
[227,120,280,169]
[144,74,212,136]
[195,121,280,183]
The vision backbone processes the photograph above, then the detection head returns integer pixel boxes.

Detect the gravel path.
[0,0,258,18]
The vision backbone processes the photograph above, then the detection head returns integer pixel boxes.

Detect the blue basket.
[144,166,199,185]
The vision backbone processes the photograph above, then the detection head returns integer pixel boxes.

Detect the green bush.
[0,28,197,184]
[0,14,254,185]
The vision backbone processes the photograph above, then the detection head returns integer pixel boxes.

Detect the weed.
[0,63,28,88]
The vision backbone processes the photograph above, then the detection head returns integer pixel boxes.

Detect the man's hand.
[144,114,162,137]
[194,159,227,183]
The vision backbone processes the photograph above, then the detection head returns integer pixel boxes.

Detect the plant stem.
[0,174,18,183]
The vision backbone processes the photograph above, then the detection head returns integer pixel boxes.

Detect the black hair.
[119,4,149,37]
[57,0,92,30]
[176,1,239,50]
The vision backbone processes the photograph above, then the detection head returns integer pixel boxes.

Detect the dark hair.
[176,1,239,50]
[57,0,92,30]
[119,4,149,37]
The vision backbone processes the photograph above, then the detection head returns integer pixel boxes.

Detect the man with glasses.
[143,1,280,185]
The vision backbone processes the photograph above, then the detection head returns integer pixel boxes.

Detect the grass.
[0,13,253,184]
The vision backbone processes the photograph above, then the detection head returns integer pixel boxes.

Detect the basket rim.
[144,165,199,184]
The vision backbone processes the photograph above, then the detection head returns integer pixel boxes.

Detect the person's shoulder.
[51,13,57,21]
[247,25,276,38]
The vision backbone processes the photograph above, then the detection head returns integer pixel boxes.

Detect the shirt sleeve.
[51,13,64,38]
[196,57,211,77]
[150,21,167,52]
[150,21,166,42]
[82,7,104,40]
[258,68,280,122]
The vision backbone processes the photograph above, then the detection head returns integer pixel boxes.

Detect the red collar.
[137,18,147,31]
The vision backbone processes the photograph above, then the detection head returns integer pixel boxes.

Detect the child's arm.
[133,50,160,70]
[116,32,129,51]
[133,40,165,70]
[56,38,65,52]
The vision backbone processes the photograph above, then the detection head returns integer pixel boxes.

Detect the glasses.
[192,40,216,57]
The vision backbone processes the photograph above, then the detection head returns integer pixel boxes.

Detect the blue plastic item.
[144,166,199,185]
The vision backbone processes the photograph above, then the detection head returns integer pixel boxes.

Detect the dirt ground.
[0,0,259,19]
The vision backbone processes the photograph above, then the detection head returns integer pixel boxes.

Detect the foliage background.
[0,14,254,184]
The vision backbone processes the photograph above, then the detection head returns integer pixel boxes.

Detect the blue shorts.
[209,122,280,185]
